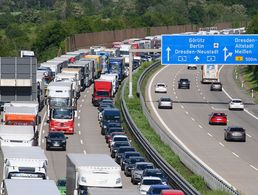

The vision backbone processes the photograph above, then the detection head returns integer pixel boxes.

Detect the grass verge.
[116,62,229,195]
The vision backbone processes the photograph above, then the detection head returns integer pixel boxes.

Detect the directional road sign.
[161,35,258,65]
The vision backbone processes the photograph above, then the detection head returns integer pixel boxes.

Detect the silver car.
[229,99,244,110]
[131,162,154,184]
[158,97,172,109]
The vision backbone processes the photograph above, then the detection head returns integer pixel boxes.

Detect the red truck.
[49,106,76,134]
[92,79,112,106]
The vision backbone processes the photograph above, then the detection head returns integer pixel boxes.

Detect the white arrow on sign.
[194,56,200,61]
[166,47,171,61]
[223,47,233,61]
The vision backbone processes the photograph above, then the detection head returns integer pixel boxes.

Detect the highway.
[146,65,258,195]
[38,86,138,191]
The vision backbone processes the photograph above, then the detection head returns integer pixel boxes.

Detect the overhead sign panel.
[161,35,258,65]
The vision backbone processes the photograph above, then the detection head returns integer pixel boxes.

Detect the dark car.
[110,141,130,158]
[100,108,121,135]
[120,151,141,171]
[115,146,136,164]
[210,82,222,91]
[146,184,172,195]
[105,127,124,143]
[142,168,168,185]
[124,156,145,177]
[98,103,115,121]
[98,98,114,106]
[103,122,122,136]
[224,126,246,142]
[178,78,190,89]
[45,132,68,151]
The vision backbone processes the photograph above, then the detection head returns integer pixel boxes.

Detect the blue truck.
[109,57,125,83]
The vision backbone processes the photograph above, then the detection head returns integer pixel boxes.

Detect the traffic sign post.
[161,35,258,65]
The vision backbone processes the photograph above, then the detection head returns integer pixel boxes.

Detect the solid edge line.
[39,111,47,147]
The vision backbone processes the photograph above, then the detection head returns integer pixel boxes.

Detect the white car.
[155,83,167,93]
[158,97,172,109]
[138,176,162,195]
[229,99,244,110]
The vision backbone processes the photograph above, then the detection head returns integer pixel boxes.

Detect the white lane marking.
[42,139,44,144]
[199,124,203,129]
[247,134,252,138]
[42,130,45,134]
[203,96,206,99]
[83,150,87,154]
[232,152,239,158]
[191,117,195,121]
[198,89,201,91]
[80,104,82,108]
[84,94,86,97]
[175,96,178,99]
[181,105,184,109]
[78,131,81,135]
[39,111,47,147]
[250,165,258,171]
[185,111,189,115]
[148,65,234,188]
[173,91,176,95]
[43,122,47,126]
[82,99,85,102]
[208,133,213,137]
[78,110,81,113]
[78,123,80,127]
[173,88,175,91]
[78,116,80,119]
[196,85,199,88]
[219,142,224,147]
[200,92,203,95]
[80,140,83,144]
[87,91,89,93]
[219,65,258,121]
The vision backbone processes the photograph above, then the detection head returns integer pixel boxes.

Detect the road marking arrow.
[166,47,171,61]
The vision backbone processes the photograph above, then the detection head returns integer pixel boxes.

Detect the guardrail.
[121,62,200,195]
[132,62,240,194]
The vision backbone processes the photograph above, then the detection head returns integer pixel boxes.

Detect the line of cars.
[96,97,185,195]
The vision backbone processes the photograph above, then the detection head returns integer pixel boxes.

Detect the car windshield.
[104,114,120,121]
[230,128,244,132]
[142,179,162,185]
[180,79,188,82]
[130,158,144,164]
[213,113,226,116]
[161,98,171,101]
[108,128,123,134]
[96,91,109,96]
[114,142,129,147]
[52,109,73,119]
[157,84,165,87]
[114,137,128,142]
[137,164,154,170]
[48,133,65,139]
[119,147,134,153]
[232,100,242,103]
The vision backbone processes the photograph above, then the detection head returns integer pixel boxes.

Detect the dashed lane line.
[250,165,258,171]
[199,124,203,129]
[232,152,239,158]
[219,142,224,147]
[80,140,84,144]
[208,133,213,137]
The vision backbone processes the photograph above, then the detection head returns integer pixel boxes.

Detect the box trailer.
[88,188,141,195]
[66,153,122,195]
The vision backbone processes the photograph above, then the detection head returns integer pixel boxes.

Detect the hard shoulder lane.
[147,65,258,195]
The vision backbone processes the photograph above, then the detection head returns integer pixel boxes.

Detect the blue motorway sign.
[161,35,258,65]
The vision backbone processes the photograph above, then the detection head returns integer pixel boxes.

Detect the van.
[161,189,185,195]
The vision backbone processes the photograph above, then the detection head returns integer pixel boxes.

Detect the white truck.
[3,179,60,195]
[100,74,118,96]
[62,68,83,90]
[40,61,63,77]
[0,125,38,147]
[0,146,48,184]
[47,81,75,116]
[66,153,122,195]
[88,188,141,195]
[201,65,219,83]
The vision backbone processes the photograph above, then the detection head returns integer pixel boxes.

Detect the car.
[229,99,244,110]
[103,122,122,137]
[160,189,185,195]
[209,112,227,125]
[105,127,125,143]
[178,78,190,89]
[146,184,172,195]
[138,176,163,195]
[45,131,68,151]
[224,126,246,142]
[56,179,66,195]
[141,168,168,185]
[210,82,222,91]
[115,146,136,164]
[131,162,155,184]
[155,83,167,93]
[187,64,197,70]
[158,97,172,109]
[124,156,145,177]
[120,151,141,171]
[110,141,130,158]
[98,103,114,121]
[100,108,121,135]
[109,134,130,148]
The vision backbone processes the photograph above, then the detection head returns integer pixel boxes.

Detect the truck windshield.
[120,50,129,55]
[50,98,69,107]
[8,172,46,179]
[53,109,73,119]
[96,91,109,97]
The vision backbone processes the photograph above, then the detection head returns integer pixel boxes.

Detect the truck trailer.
[201,65,219,84]
[0,146,48,183]
[66,153,122,195]
[88,188,141,195]
[3,179,59,195]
